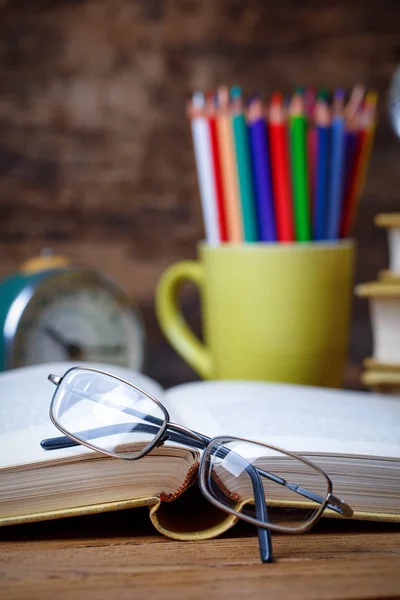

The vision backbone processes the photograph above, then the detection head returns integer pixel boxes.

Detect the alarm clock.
[0,252,145,371]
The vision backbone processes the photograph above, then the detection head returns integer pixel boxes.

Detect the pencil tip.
[315,98,331,124]
[217,85,230,108]
[366,90,378,107]
[353,83,366,95]
[334,88,346,100]
[271,91,283,105]
[231,85,242,99]
[192,91,205,109]
[317,88,329,102]
[247,96,264,121]
[290,93,305,114]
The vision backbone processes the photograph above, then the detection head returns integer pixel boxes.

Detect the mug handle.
[156,261,214,379]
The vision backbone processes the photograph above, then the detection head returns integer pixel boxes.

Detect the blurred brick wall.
[0,0,399,387]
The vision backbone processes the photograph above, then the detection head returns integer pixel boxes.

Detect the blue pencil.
[327,90,346,240]
[314,100,331,240]
[248,98,276,242]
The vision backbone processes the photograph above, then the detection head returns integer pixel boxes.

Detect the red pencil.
[340,85,367,238]
[268,92,295,242]
[341,92,377,237]
[206,94,228,242]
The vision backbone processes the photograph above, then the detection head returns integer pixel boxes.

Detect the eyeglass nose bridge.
[167,422,208,447]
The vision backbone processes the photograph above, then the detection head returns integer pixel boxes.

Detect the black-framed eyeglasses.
[41,367,353,563]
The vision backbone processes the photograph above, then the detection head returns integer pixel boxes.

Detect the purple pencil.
[248,98,276,242]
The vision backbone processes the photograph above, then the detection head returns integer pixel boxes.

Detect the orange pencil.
[268,92,295,242]
[341,91,377,237]
[216,86,243,242]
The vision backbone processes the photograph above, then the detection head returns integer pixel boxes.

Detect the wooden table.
[1,508,399,600]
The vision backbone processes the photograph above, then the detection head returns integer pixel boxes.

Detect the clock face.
[7,270,144,370]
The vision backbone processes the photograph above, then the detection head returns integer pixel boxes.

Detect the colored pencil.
[247,98,276,242]
[307,127,317,220]
[341,91,377,237]
[187,84,376,245]
[231,86,258,242]
[268,92,295,242]
[317,88,329,103]
[189,92,220,245]
[216,86,243,242]
[206,94,228,242]
[314,99,331,240]
[340,122,363,238]
[326,89,346,240]
[342,128,358,202]
[355,90,377,196]
[304,87,316,120]
[345,84,365,121]
[289,93,311,241]
[305,87,317,221]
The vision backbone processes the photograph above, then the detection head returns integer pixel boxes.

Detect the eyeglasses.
[41,367,353,563]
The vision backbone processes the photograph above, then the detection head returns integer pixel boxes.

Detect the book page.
[0,422,92,469]
[0,362,164,436]
[164,381,400,458]
[0,362,164,470]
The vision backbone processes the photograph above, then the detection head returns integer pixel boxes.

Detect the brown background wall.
[0,0,399,387]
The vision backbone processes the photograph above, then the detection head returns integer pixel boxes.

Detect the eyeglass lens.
[51,369,167,459]
[203,438,329,531]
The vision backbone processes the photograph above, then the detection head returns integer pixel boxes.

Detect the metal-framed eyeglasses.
[41,367,354,563]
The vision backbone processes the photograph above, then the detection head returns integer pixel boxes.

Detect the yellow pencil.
[355,90,378,197]
[216,86,243,242]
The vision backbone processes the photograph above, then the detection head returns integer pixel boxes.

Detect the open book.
[0,362,399,543]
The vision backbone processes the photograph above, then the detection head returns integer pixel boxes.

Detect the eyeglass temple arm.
[41,421,206,451]
[245,464,274,563]
[256,467,352,518]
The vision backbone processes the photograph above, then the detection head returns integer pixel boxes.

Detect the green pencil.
[231,86,258,242]
[289,94,311,242]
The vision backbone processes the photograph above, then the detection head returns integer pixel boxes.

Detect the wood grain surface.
[0,509,399,600]
[0,0,400,387]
